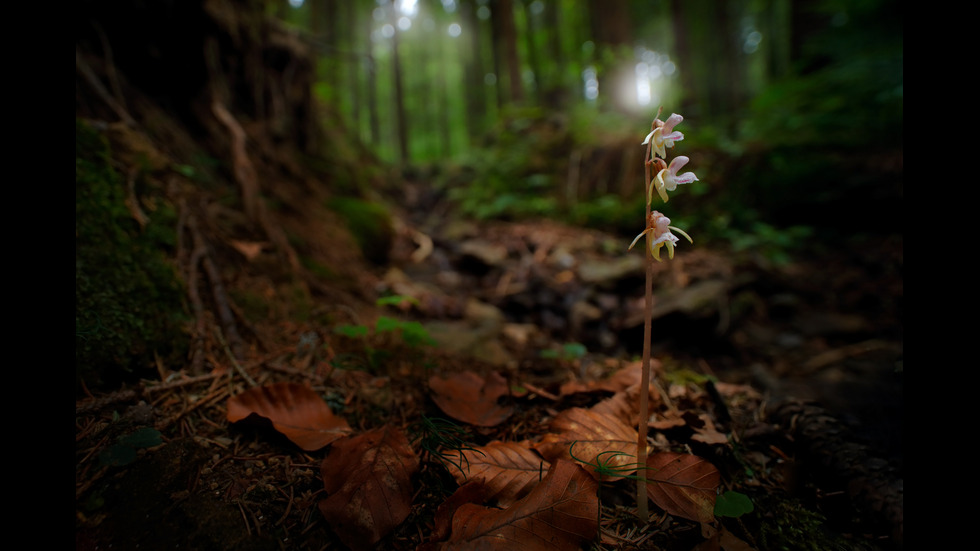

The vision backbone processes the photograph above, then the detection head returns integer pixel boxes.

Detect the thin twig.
[215,325,257,387]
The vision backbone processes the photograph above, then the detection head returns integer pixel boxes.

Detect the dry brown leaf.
[318,425,420,549]
[426,480,491,546]
[533,407,645,481]
[444,441,550,507]
[228,239,266,260]
[591,383,663,427]
[429,370,514,427]
[649,413,688,430]
[438,459,599,550]
[646,452,720,523]
[226,383,351,451]
[691,413,729,445]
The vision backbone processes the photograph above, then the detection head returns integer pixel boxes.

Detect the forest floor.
[75,170,903,550]
[76,1,902,548]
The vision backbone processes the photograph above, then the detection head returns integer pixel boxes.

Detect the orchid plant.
[630,109,697,521]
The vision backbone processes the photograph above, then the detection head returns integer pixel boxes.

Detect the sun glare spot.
[397,0,418,17]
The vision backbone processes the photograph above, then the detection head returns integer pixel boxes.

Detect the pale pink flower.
[628,211,693,261]
[641,113,686,159]
[649,155,698,204]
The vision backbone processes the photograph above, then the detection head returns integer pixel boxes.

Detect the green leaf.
[714,491,754,518]
[375,316,402,333]
[98,444,137,467]
[398,321,435,347]
[117,427,163,449]
[334,324,369,338]
[376,295,419,308]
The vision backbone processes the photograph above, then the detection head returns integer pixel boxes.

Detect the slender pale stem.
[636,139,653,521]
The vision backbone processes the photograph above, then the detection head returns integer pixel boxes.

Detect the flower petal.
[662,131,684,147]
[641,130,655,145]
[673,172,698,185]
[667,156,690,173]
[654,172,669,203]
[628,229,650,250]
[651,129,667,158]
[670,225,693,244]
[662,113,683,134]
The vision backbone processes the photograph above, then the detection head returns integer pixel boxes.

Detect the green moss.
[301,256,338,281]
[75,119,189,393]
[326,196,393,265]
[748,493,874,551]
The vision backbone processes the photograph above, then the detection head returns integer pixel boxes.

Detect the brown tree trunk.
[344,1,360,137]
[391,28,409,163]
[461,0,488,142]
[490,0,524,107]
[366,15,379,145]
[541,1,569,109]
[522,0,541,105]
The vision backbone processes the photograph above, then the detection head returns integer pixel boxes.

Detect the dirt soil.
[75,3,902,550]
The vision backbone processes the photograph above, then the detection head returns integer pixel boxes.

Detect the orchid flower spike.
[641,113,686,159]
[649,155,699,204]
[628,211,693,261]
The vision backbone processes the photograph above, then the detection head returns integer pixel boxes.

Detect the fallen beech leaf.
[226,383,350,451]
[533,407,645,481]
[560,361,644,396]
[319,425,420,549]
[428,480,491,545]
[440,459,599,550]
[229,239,265,260]
[429,371,514,427]
[691,414,729,445]
[591,383,662,427]
[444,441,550,507]
[646,452,720,523]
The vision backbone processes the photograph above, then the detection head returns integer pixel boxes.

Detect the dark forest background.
[279,0,902,236]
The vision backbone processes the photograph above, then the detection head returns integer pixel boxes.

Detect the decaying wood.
[769,399,903,548]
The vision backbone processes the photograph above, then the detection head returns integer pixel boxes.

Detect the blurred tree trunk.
[344,1,361,137]
[365,14,379,145]
[710,1,744,133]
[587,0,634,114]
[540,1,569,109]
[490,0,524,107]
[764,0,792,79]
[436,31,452,158]
[522,0,541,105]
[670,0,745,132]
[669,0,697,116]
[461,0,489,142]
[391,28,409,163]
[310,0,339,104]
